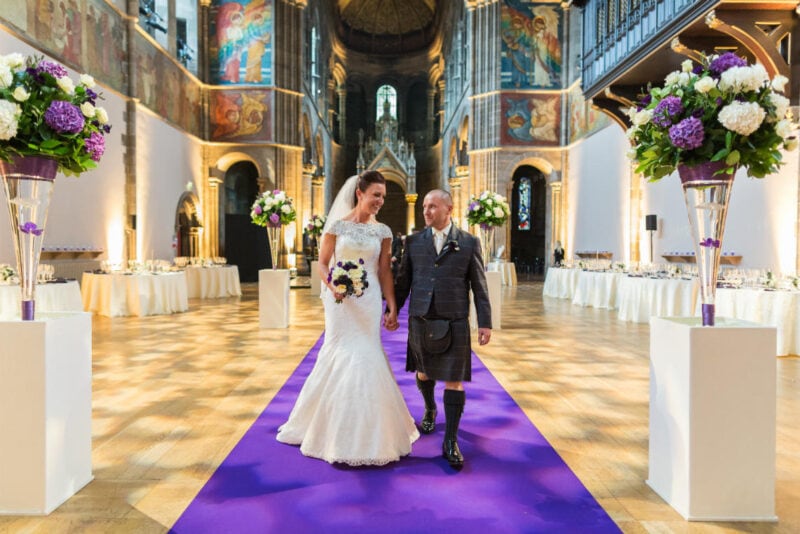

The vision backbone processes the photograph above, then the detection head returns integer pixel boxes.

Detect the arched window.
[517,177,531,231]
[376,85,397,119]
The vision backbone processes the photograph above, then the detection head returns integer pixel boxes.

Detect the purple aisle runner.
[171,310,620,533]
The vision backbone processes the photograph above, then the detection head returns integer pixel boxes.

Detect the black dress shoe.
[442,439,464,468]
[420,408,437,434]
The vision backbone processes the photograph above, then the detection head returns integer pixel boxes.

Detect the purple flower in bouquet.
[84,131,105,161]
[652,96,683,127]
[636,94,651,111]
[328,259,368,303]
[36,60,68,79]
[19,221,43,236]
[269,213,280,225]
[44,101,84,134]
[669,117,705,150]
[700,238,721,248]
[708,52,748,78]
[254,204,262,215]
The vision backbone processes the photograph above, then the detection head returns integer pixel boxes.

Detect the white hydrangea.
[80,102,95,118]
[0,53,24,69]
[718,101,766,136]
[694,76,716,94]
[775,119,793,139]
[0,65,12,89]
[718,64,769,93]
[0,99,21,140]
[56,76,75,94]
[12,87,29,102]
[768,92,790,121]
[771,74,789,93]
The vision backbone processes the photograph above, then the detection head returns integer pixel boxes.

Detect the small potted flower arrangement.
[466,191,510,265]
[305,213,326,260]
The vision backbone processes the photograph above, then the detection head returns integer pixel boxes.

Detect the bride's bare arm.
[379,237,398,328]
[318,233,342,298]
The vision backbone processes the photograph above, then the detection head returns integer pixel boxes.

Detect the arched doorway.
[510,165,546,276]
[175,193,202,257]
[223,161,268,282]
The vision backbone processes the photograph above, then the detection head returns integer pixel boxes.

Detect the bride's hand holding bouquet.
[327,259,368,304]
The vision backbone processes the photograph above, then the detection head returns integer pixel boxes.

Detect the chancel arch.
[509,164,548,275]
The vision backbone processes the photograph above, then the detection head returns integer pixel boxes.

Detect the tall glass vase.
[479,224,495,269]
[266,224,281,270]
[0,156,58,321]
[678,161,736,327]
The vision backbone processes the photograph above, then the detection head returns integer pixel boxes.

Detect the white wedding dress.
[276,220,419,465]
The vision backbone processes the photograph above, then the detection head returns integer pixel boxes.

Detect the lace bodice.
[327,220,392,271]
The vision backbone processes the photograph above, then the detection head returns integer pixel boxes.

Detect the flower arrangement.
[0,263,17,283]
[627,52,796,181]
[251,189,296,227]
[306,214,326,237]
[0,53,111,176]
[327,259,368,303]
[466,191,510,228]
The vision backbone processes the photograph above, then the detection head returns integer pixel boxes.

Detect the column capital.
[302,163,317,176]
[549,181,562,191]
[405,194,418,204]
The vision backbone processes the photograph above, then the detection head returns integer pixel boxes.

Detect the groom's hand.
[383,312,399,331]
[478,328,491,345]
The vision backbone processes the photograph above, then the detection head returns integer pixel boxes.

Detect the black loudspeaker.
[645,214,657,231]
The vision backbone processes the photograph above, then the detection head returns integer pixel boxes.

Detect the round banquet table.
[0,280,83,320]
[571,271,624,309]
[542,267,581,299]
[487,261,517,287]
[81,271,189,317]
[184,265,242,299]
[616,276,697,323]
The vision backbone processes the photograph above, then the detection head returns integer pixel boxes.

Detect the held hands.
[478,327,491,346]
[383,309,399,331]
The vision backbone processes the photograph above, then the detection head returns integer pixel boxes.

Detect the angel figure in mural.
[529,97,558,143]
[244,1,272,83]
[500,7,532,89]
[217,2,247,83]
[528,6,561,88]
[212,92,242,139]
[233,93,267,137]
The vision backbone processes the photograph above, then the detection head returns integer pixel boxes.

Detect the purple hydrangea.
[669,116,705,150]
[84,131,105,161]
[636,94,652,111]
[44,101,85,134]
[36,60,69,79]
[653,96,684,127]
[708,52,747,78]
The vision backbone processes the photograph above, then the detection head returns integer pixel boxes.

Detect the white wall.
[567,124,631,261]
[135,109,203,261]
[0,31,127,266]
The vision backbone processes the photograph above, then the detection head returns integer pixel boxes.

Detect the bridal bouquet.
[626,51,796,180]
[466,191,510,228]
[328,258,368,303]
[251,189,296,227]
[0,53,111,175]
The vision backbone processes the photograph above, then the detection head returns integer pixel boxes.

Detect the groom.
[394,189,492,469]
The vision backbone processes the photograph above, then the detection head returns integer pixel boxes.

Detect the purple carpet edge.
[170,309,622,534]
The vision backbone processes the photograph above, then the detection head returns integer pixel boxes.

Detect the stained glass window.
[518,177,531,230]
[376,85,397,119]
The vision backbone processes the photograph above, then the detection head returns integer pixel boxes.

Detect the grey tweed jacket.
[395,223,492,329]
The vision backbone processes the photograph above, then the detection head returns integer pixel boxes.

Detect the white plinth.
[259,269,290,328]
[309,260,321,297]
[0,312,93,515]
[470,270,502,330]
[648,317,777,521]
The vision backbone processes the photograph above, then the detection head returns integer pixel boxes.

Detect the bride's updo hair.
[354,170,386,203]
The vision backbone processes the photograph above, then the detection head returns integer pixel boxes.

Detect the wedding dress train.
[276,220,419,465]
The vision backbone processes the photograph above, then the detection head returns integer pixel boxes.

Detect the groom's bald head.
[423,189,453,230]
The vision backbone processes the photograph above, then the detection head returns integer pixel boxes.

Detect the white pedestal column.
[648,317,777,521]
[470,270,501,330]
[259,269,290,328]
[0,312,93,515]
[309,260,321,297]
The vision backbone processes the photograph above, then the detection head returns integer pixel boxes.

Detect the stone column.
[298,163,316,271]
[428,87,437,141]
[405,194,418,234]
[337,85,347,143]
[451,165,469,229]
[205,176,222,257]
[549,181,563,255]
[125,0,139,260]
[312,173,325,217]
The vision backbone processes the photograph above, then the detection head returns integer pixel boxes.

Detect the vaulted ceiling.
[334,0,441,54]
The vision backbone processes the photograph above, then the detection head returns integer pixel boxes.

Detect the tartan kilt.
[406,316,472,382]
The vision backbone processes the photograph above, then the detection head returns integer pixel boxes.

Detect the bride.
[276,170,419,465]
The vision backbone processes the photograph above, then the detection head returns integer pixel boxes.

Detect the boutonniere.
[446,240,460,253]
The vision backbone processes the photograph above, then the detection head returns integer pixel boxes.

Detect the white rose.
[484,209,492,218]
[681,59,694,73]
[626,148,638,160]
[280,204,292,214]
[0,53,24,69]
[775,119,793,139]
[771,74,789,93]
[79,74,96,88]
[12,87,29,102]
[95,107,109,124]
[492,207,504,219]
[694,76,716,94]
[632,108,653,126]
[677,72,691,86]
[626,127,638,139]
[80,102,95,118]
[0,65,12,89]
[56,76,75,94]
[274,192,285,201]
[664,71,681,86]
[263,199,275,209]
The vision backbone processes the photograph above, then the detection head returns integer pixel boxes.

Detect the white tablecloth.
[487,261,517,287]
[617,276,697,323]
[543,268,581,299]
[571,271,624,309]
[184,266,242,299]
[714,288,800,356]
[81,272,189,317]
[0,281,83,319]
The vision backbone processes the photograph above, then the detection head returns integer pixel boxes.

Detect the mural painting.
[210,0,273,86]
[210,89,273,142]
[501,92,561,146]
[83,0,127,91]
[500,1,562,90]
[568,84,611,143]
